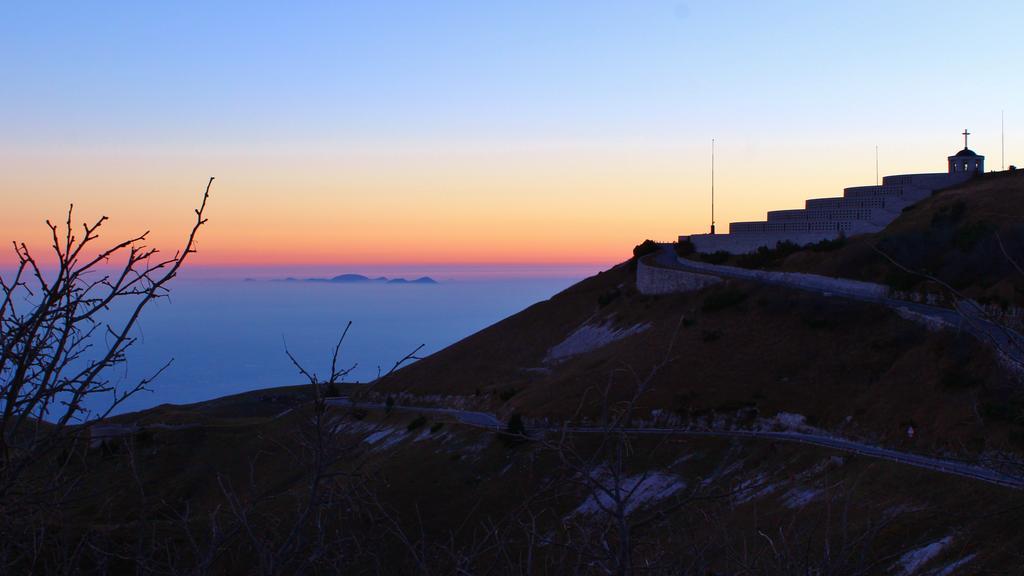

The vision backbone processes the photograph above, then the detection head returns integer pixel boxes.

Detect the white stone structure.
[636,258,721,294]
[682,134,985,254]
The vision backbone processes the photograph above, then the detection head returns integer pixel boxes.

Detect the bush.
[981,399,1024,424]
[941,367,982,389]
[429,422,444,434]
[930,200,967,226]
[699,251,731,264]
[701,330,722,342]
[500,413,529,446]
[506,413,527,436]
[133,428,154,446]
[674,239,695,257]
[808,235,847,252]
[632,239,661,259]
[1009,429,1024,449]
[953,221,994,251]
[736,241,800,269]
[498,387,518,401]
[884,268,919,292]
[801,314,836,331]
[407,416,427,432]
[701,288,748,312]
[597,288,621,308]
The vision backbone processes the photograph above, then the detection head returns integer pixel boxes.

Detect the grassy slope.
[731,170,1024,306]
[82,393,1024,572]
[80,172,1024,571]
[375,260,1015,457]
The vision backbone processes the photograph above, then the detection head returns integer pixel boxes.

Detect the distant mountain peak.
[276,273,438,284]
[329,274,374,283]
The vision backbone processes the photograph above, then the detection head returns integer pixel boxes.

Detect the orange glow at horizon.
[4,2,1021,274]
[0,136,1000,270]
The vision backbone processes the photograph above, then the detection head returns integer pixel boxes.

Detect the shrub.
[953,221,994,251]
[499,413,529,447]
[597,288,621,308]
[1009,429,1024,449]
[701,330,722,342]
[407,416,427,432]
[672,391,695,414]
[736,241,801,269]
[632,239,661,259]
[133,428,154,446]
[884,268,919,292]
[701,288,748,312]
[981,399,1024,424]
[801,315,835,330]
[941,368,982,389]
[699,251,731,264]
[429,422,444,434]
[674,239,695,257]
[506,413,527,436]
[808,235,847,252]
[498,387,518,401]
[930,200,967,226]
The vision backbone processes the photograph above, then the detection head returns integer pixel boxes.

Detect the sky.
[2,1,1021,270]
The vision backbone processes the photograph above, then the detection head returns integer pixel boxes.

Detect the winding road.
[326,397,502,428]
[326,250,1024,491]
[651,246,1024,367]
[330,396,1024,490]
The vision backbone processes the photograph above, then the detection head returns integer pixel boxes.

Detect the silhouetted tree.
[0,178,213,568]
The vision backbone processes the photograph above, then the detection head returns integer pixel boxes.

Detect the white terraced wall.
[805,196,894,210]
[686,232,841,255]
[726,219,878,235]
[681,168,976,254]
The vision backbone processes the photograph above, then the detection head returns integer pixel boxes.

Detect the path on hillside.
[326,252,1024,490]
[651,247,1024,367]
[326,397,502,428]
[328,396,1024,490]
[570,427,1024,490]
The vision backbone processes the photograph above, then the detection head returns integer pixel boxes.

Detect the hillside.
[690,170,1024,309]
[20,172,1024,574]
[71,244,1024,572]
[373,256,1017,457]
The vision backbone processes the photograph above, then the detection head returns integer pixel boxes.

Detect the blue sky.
[2,1,1021,266]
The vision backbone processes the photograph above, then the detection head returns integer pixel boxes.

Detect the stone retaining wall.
[637,253,892,301]
[636,258,721,295]
[671,257,891,300]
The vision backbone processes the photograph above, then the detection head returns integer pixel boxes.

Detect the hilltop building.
[682,131,985,254]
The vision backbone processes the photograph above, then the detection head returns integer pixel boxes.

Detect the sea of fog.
[90,264,602,415]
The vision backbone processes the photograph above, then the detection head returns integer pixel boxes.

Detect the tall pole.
[711,138,716,235]
[1002,110,1005,171]
[875,145,879,185]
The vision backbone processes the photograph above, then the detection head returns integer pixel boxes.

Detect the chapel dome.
[955,148,979,157]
